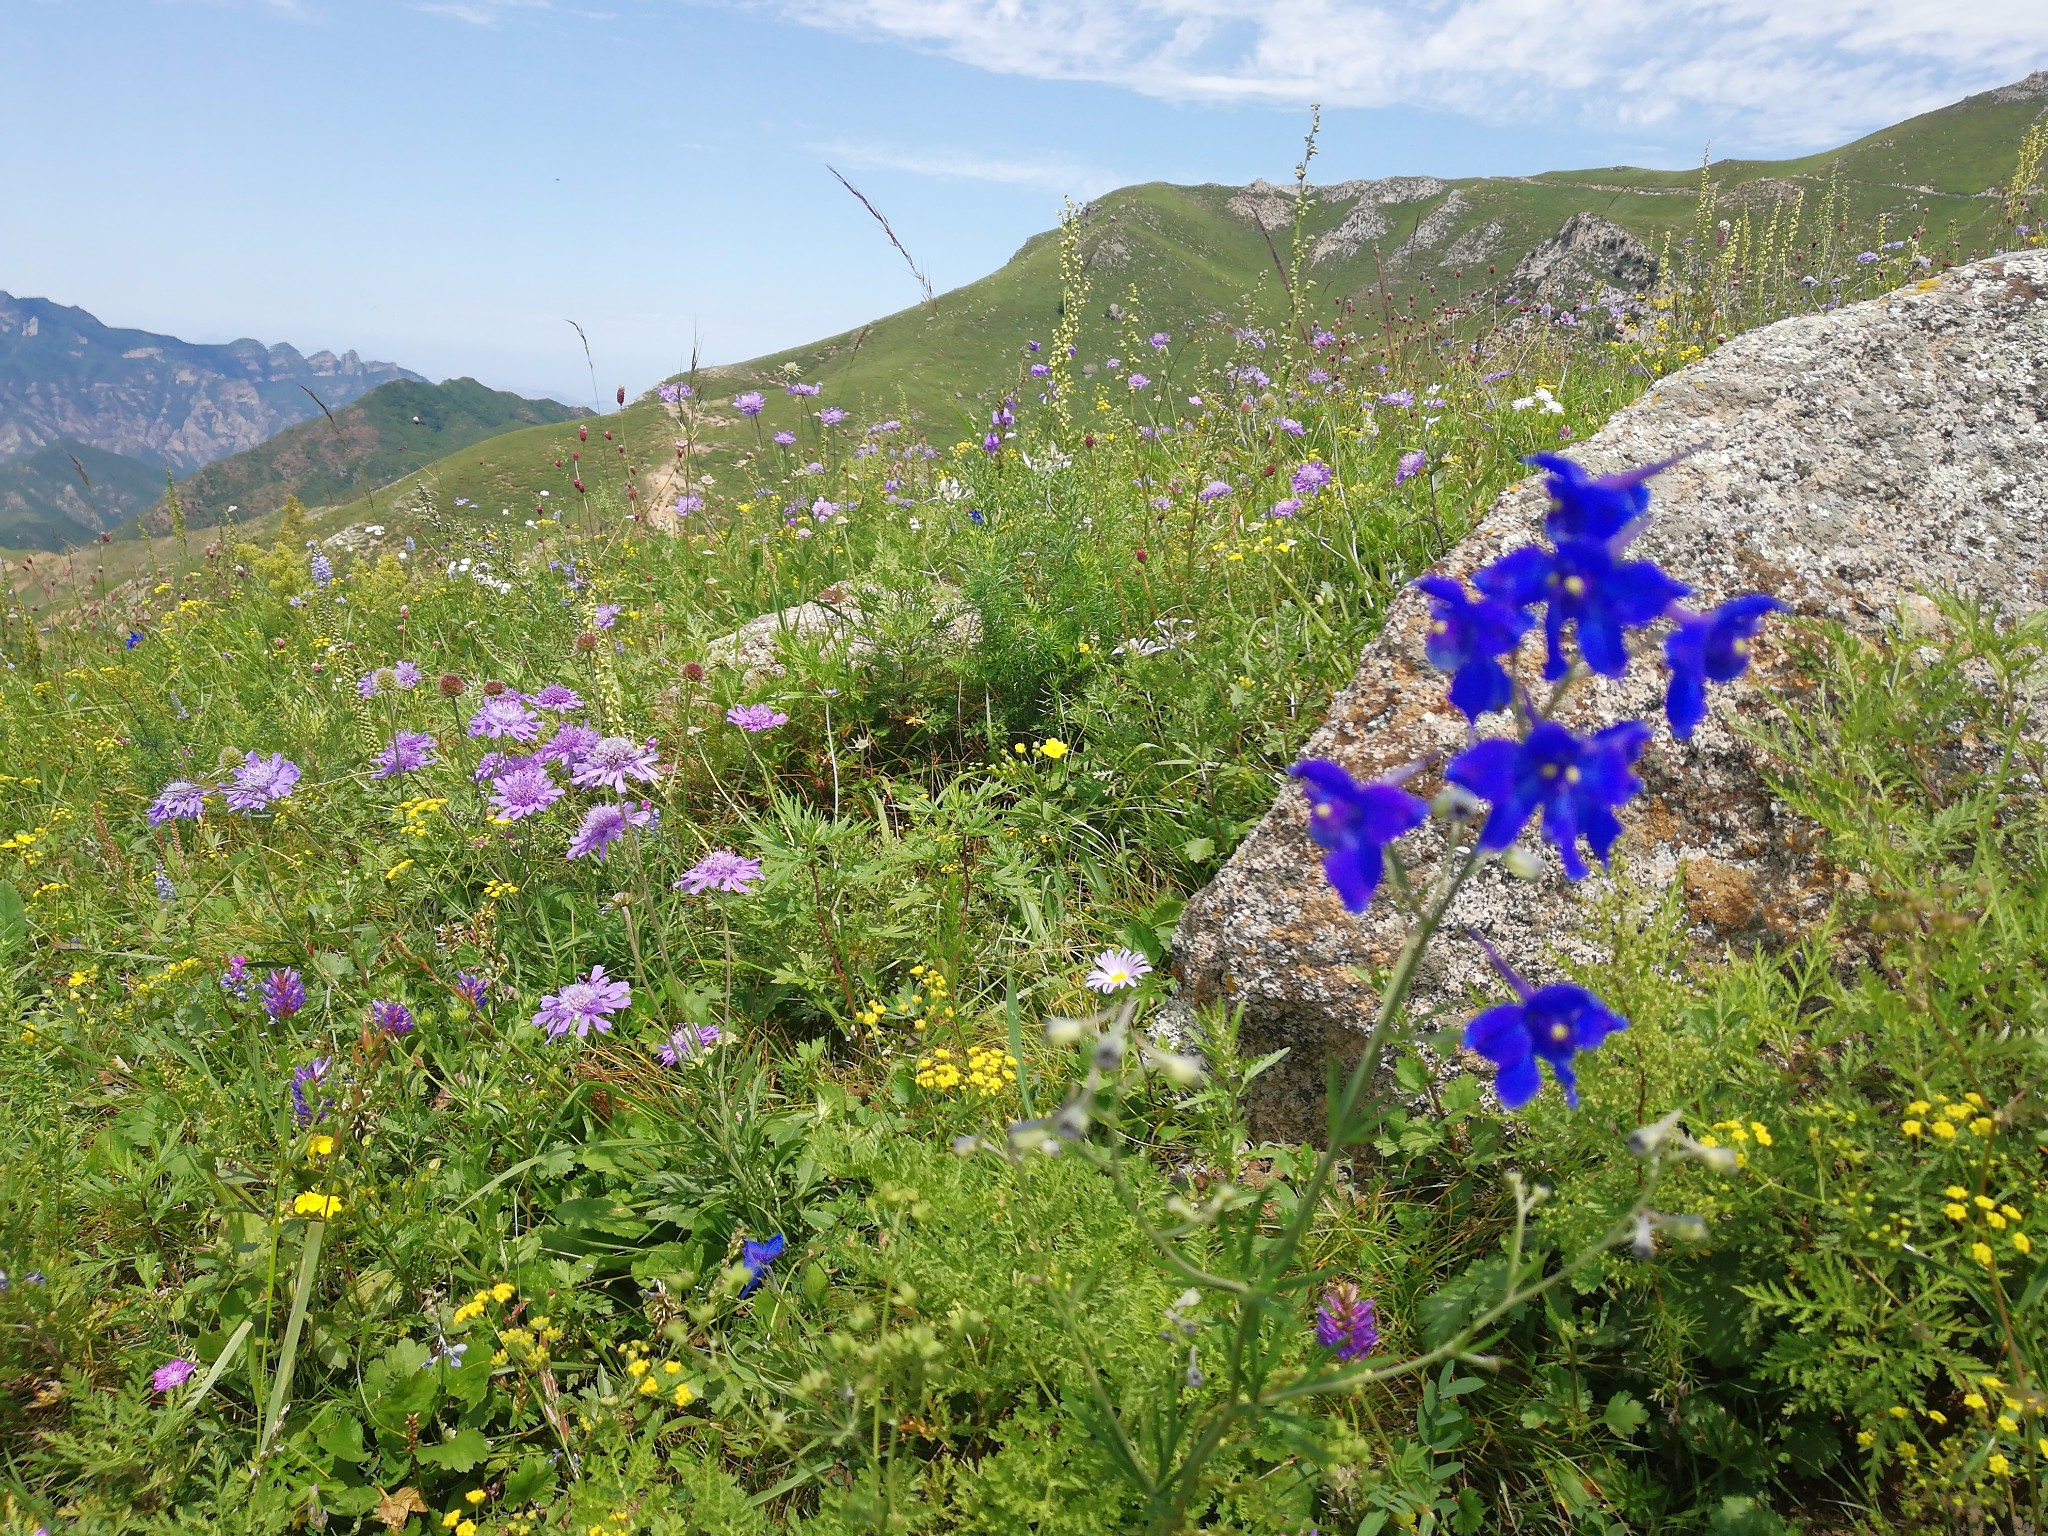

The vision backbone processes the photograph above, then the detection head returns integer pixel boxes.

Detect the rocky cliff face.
[1172,251,2048,1144]
[1505,211,1660,303]
[0,292,422,482]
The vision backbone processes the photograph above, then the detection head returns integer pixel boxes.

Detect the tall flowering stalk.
[987,452,1777,1534]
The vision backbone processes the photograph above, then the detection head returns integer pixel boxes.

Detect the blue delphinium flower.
[1414,576,1533,719]
[1289,761,1428,912]
[1663,595,1784,740]
[126,630,144,649]
[739,1233,786,1297]
[1476,537,1688,682]
[1522,452,1684,542]
[1464,976,1627,1110]
[1445,719,1650,880]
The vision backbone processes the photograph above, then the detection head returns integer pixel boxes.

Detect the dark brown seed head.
[437,672,467,697]
[681,661,704,682]
[481,679,508,697]
[574,632,600,654]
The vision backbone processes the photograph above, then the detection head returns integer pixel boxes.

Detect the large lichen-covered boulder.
[1172,252,2048,1145]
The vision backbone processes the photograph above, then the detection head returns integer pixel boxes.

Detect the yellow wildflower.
[1964,1393,1988,1411]
[1901,1120,1923,1137]
[292,1192,342,1219]
[1931,1121,1956,1140]
[2015,1232,2033,1255]
[1037,738,1070,760]
[1989,1453,2011,1476]
[307,1135,335,1158]
[491,1282,515,1303]
[1972,1242,1994,1266]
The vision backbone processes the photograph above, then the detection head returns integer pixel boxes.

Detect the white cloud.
[741,0,2048,148]
[816,140,1120,196]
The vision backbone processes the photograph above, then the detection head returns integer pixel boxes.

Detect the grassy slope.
[16,78,2037,595]
[0,440,163,552]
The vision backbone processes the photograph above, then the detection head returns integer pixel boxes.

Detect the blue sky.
[8,0,2044,404]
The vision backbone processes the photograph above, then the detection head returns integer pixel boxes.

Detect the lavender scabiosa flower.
[373,731,437,779]
[530,683,584,713]
[357,670,385,699]
[674,493,703,515]
[289,1056,331,1123]
[224,752,300,813]
[1149,332,1171,348]
[733,392,765,417]
[467,696,542,742]
[786,381,820,397]
[817,406,847,425]
[566,801,653,860]
[393,660,422,689]
[1314,1282,1380,1362]
[1379,390,1415,407]
[371,999,414,1036]
[1126,373,1151,391]
[263,968,306,1021]
[1291,460,1333,497]
[739,1233,785,1297]
[1291,761,1429,912]
[488,764,563,821]
[595,602,624,628]
[1395,450,1428,485]
[1084,948,1153,993]
[148,780,209,826]
[153,1359,197,1393]
[725,704,788,732]
[1663,595,1783,740]
[657,1025,722,1065]
[675,849,764,894]
[1197,480,1232,502]
[532,965,631,1039]
[539,722,602,769]
[221,956,250,1000]
[570,736,662,792]
[1269,498,1302,519]
[772,430,797,446]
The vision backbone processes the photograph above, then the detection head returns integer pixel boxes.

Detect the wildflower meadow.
[4,134,2048,1535]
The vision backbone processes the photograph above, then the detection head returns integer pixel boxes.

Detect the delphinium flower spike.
[1444,720,1649,880]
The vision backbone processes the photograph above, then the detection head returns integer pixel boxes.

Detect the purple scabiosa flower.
[566,801,652,860]
[1474,538,1689,682]
[1856,250,1879,264]
[1445,719,1650,881]
[1481,369,1513,383]
[1521,452,1681,543]
[357,670,384,699]
[148,780,209,826]
[1395,450,1428,485]
[488,764,563,821]
[1126,373,1151,391]
[734,391,765,416]
[1290,761,1429,912]
[1291,460,1334,497]
[1197,480,1232,502]
[221,956,250,1001]
[225,752,301,813]
[1084,948,1152,993]
[1314,1282,1379,1362]
[264,967,306,1022]
[289,1056,331,1123]
[539,722,602,769]
[1269,498,1302,519]
[532,965,631,1039]
[817,406,847,425]
[657,1025,722,1065]
[675,849,764,894]
[1463,962,1626,1109]
[467,696,542,742]
[373,731,437,779]
[1149,332,1171,348]
[1275,417,1306,436]
[786,381,821,397]
[453,971,490,1012]
[1379,390,1415,407]
[772,430,797,446]
[393,660,422,689]
[570,736,662,791]
[739,1233,785,1297]
[725,703,788,733]
[472,751,511,784]
[1663,595,1783,740]
[530,684,584,713]
[595,602,624,628]
[152,1359,197,1393]
[371,999,415,1036]
[1413,576,1534,720]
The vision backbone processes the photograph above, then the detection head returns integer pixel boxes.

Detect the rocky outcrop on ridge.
[1505,212,1660,304]
[1172,252,2048,1144]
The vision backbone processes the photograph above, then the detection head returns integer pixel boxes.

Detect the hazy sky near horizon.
[9,0,2045,404]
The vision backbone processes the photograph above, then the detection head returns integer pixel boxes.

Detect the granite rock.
[1172,252,2048,1144]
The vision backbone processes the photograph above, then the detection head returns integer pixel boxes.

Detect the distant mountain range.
[0,292,422,473]
[0,439,165,550]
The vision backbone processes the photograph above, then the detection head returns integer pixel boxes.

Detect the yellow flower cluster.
[1901,1093,1996,1141]
[451,1281,518,1327]
[1210,534,1298,564]
[483,879,521,901]
[395,796,449,840]
[1695,1120,1773,1169]
[292,1191,342,1219]
[620,1338,698,1407]
[130,956,205,999]
[870,963,955,1034]
[915,1044,1019,1097]
[1940,1186,2031,1260]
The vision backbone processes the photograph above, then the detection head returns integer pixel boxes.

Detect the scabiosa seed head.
[437,672,467,698]
[573,631,600,654]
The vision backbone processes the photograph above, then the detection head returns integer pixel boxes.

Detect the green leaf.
[1180,836,1216,865]
[0,880,25,953]
[1603,1390,1650,1440]
[313,1408,369,1463]
[417,1426,490,1472]
[502,1456,559,1505]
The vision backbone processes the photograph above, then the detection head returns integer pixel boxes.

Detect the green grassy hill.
[131,377,590,539]
[0,440,163,552]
